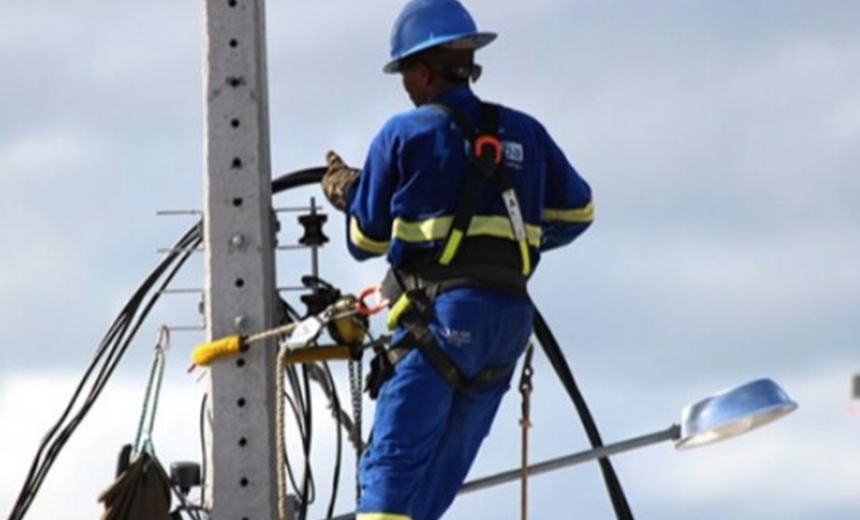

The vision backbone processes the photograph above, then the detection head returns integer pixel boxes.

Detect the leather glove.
[322,150,360,211]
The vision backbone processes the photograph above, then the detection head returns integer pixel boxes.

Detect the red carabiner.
[474,135,503,165]
[356,285,388,316]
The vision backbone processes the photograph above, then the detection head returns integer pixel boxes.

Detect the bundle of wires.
[279,352,364,520]
[7,167,340,520]
[7,222,202,520]
[249,272,367,520]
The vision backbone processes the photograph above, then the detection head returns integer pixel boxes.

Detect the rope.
[133,326,169,456]
[272,297,372,518]
[518,343,535,520]
[276,351,288,520]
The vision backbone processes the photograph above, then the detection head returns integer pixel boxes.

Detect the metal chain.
[518,343,535,520]
[348,359,363,502]
[133,326,169,456]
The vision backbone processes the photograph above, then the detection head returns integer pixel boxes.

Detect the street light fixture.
[675,377,798,450]
[461,377,797,494]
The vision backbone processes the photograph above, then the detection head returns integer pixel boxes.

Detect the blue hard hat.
[383,0,497,74]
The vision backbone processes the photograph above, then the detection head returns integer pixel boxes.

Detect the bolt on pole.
[201,0,282,519]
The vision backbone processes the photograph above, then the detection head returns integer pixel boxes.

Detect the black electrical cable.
[299,364,315,520]
[532,308,635,520]
[6,167,325,520]
[267,166,329,520]
[302,362,346,520]
[169,478,205,520]
[305,316,380,519]
[272,167,326,194]
[283,363,318,519]
[272,168,333,520]
[282,386,305,495]
[321,362,344,520]
[7,223,201,520]
[198,392,209,507]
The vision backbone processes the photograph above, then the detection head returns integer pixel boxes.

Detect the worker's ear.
[417,61,434,86]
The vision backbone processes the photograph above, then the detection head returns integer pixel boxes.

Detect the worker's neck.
[417,82,466,106]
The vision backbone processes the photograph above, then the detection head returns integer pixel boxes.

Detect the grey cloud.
[1,1,858,519]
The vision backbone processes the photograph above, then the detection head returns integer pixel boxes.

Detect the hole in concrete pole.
[232,197,243,207]
[237,397,246,408]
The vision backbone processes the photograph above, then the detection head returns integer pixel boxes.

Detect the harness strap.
[389,289,515,392]
[381,268,486,329]
[431,102,532,276]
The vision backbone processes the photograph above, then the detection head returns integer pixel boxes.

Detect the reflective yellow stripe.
[438,229,464,265]
[518,239,531,276]
[393,215,542,247]
[356,514,412,520]
[349,217,389,255]
[543,201,594,223]
[392,216,452,242]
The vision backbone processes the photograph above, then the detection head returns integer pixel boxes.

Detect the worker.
[321,1,594,519]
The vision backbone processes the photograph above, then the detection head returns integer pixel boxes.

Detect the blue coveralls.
[346,86,593,520]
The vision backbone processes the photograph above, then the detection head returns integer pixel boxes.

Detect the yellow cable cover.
[190,335,242,367]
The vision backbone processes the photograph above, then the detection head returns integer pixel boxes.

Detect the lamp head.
[676,378,797,450]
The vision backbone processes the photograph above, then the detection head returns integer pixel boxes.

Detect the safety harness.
[434,102,532,277]
[368,101,527,397]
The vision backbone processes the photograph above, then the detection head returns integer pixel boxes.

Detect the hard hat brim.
[383,31,497,74]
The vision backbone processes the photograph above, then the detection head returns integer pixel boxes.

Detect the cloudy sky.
[1,1,858,519]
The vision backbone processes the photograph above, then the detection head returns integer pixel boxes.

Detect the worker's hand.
[322,150,360,212]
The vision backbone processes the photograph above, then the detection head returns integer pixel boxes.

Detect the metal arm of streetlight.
[460,423,681,495]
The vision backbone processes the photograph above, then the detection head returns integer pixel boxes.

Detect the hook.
[155,325,171,353]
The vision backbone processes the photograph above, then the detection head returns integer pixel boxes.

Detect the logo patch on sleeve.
[503,141,524,168]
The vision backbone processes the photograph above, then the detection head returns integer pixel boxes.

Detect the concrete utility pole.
[202,0,282,518]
